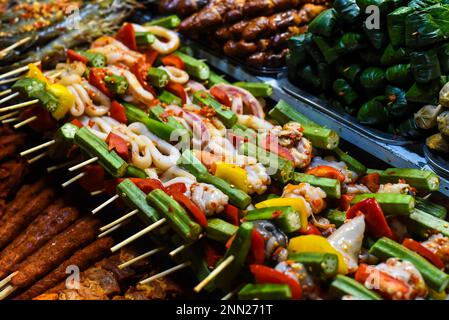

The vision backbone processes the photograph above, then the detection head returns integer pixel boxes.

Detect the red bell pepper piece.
[161,55,185,70]
[204,242,222,269]
[223,204,240,226]
[339,194,354,211]
[299,223,322,236]
[165,182,187,194]
[130,58,156,95]
[115,23,137,51]
[78,164,105,192]
[250,264,302,300]
[225,234,235,250]
[250,229,265,264]
[89,68,111,97]
[210,86,231,108]
[262,134,295,162]
[402,238,445,269]
[346,198,393,239]
[109,101,128,123]
[132,178,165,194]
[305,165,346,182]
[170,191,208,227]
[165,81,187,104]
[67,49,88,64]
[106,132,129,160]
[144,49,159,66]
[70,119,84,128]
[359,173,380,193]
[355,263,410,300]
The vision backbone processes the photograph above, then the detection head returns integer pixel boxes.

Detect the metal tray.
[424,146,449,180]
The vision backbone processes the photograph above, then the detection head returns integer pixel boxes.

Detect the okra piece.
[193,91,237,128]
[324,209,346,227]
[173,51,210,80]
[268,100,340,149]
[292,172,341,199]
[78,50,107,68]
[158,90,182,105]
[366,168,383,175]
[104,75,128,96]
[147,189,201,243]
[147,67,169,88]
[125,165,148,178]
[122,102,183,142]
[47,123,79,159]
[409,209,449,237]
[333,147,367,175]
[177,149,208,177]
[148,105,189,136]
[288,252,339,279]
[370,237,449,292]
[206,70,230,88]
[233,82,273,98]
[205,218,238,243]
[244,206,301,233]
[214,222,253,290]
[376,168,440,192]
[351,193,415,215]
[144,15,181,29]
[74,127,128,178]
[240,142,294,183]
[330,275,383,300]
[135,32,156,47]
[238,283,291,300]
[415,197,447,219]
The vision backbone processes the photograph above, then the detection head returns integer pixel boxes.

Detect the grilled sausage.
[246,48,289,67]
[0,203,78,279]
[11,217,100,288]
[14,237,113,300]
[0,160,27,199]
[159,0,209,17]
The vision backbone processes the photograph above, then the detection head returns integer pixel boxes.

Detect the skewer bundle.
[0,17,448,301]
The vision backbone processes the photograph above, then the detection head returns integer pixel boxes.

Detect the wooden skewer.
[139,262,191,285]
[13,115,37,129]
[45,70,63,79]
[68,157,98,172]
[98,223,124,238]
[61,172,85,188]
[99,209,139,232]
[0,36,32,59]
[0,271,17,290]
[0,89,11,97]
[92,194,119,214]
[118,247,164,270]
[0,284,16,300]
[20,140,55,156]
[90,190,105,196]
[0,111,19,121]
[169,234,204,257]
[194,255,235,293]
[0,76,21,86]
[0,61,40,80]
[1,117,18,124]
[0,92,19,105]
[0,99,38,113]
[221,285,243,300]
[110,218,167,253]
[27,152,47,164]
[47,160,78,173]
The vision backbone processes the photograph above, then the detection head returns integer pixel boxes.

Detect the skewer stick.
[99,209,139,232]
[47,160,78,173]
[0,61,40,80]
[46,70,63,79]
[90,190,105,196]
[221,285,243,300]
[98,223,124,238]
[169,234,204,257]
[0,36,32,58]
[0,271,17,290]
[92,194,119,214]
[68,157,98,172]
[194,255,235,293]
[13,115,37,129]
[0,99,38,113]
[0,92,19,105]
[61,172,85,188]
[27,152,47,164]
[20,140,55,156]
[0,111,19,121]
[0,89,11,97]
[0,285,16,300]
[139,262,191,285]
[118,247,164,270]
[0,76,21,86]
[1,117,18,124]
[110,218,167,253]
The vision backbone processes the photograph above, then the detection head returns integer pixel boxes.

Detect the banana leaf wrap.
[297,65,321,90]
[387,7,415,46]
[287,34,310,69]
[303,33,324,64]
[308,9,340,37]
[357,0,396,15]
[397,116,425,138]
[408,0,441,9]
[359,48,383,65]
[410,50,441,83]
[380,44,408,66]
[333,78,359,105]
[336,62,363,84]
[314,36,339,64]
[406,81,440,104]
[360,67,386,90]
[318,63,333,90]
[357,96,389,125]
[437,43,449,74]
[385,63,413,86]
[385,85,409,117]
[335,32,365,55]
[334,0,361,22]
[363,24,389,50]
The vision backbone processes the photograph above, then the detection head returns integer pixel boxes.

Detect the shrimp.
[291,137,312,169]
[282,183,327,214]
[245,163,271,195]
[275,261,319,299]
[344,184,372,195]
[187,182,229,216]
[377,183,413,194]
[422,234,449,267]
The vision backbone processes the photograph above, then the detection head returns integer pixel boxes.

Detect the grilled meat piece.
[14,237,113,300]
[11,217,100,288]
[0,160,27,199]
[0,202,78,279]
[223,31,293,57]
[113,281,183,300]
[0,126,26,162]
[0,187,56,249]
[159,0,209,17]
[246,48,289,68]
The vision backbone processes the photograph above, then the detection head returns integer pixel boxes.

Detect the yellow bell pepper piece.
[47,84,75,120]
[428,289,447,300]
[214,162,248,193]
[288,235,348,274]
[255,197,308,232]
[26,63,49,85]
